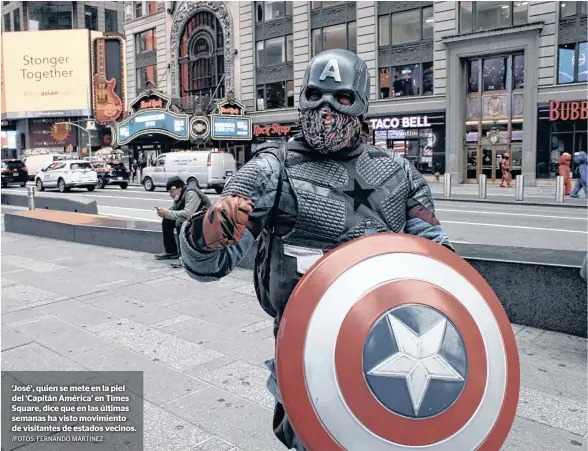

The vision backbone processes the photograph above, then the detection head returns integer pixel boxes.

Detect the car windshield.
[3,160,25,170]
[110,163,125,169]
[70,163,92,170]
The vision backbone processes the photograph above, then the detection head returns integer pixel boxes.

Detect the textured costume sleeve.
[180,152,283,281]
[164,191,201,222]
[403,161,454,251]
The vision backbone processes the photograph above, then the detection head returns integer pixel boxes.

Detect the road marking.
[441,220,588,233]
[437,208,588,220]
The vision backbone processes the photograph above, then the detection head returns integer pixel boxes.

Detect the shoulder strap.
[255,142,286,233]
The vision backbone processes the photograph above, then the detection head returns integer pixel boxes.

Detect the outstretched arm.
[180,151,283,281]
[403,162,454,251]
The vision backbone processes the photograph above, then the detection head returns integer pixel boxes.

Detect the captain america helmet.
[299,49,371,118]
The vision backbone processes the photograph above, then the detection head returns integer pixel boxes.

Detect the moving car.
[35,160,98,193]
[141,150,236,193]
[1,159,28,187]
[91,160,130,189]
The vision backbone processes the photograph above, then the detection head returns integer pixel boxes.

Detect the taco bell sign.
[370,116,431,130]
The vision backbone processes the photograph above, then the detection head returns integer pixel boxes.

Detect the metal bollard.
[443,173,451,197]
[478,174,487,199]
[136,168,141,183]
[515,175,524,201]
[27,186,36,210]
[555,175,565,203]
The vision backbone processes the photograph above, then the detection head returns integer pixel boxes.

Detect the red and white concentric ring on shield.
[276,234,519,451]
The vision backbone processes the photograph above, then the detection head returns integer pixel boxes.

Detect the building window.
[84,5,97,30]
[459,1,528,33]
[13,7,20,31]
[557,2,588,84]
[482,57,507,91]
[148,1,157,15]
[312,22,356,56]
[135,1,143,19]
[378,5,434,98]
[178,11,225,111]
[255,34,293,67]
[312,1,345,8]
[256,1,292,23]
[379,62,434,98]
[136,65,157,94]
[28,2,73,30]
[135,29,157,54]
[257,80,294,110]
[105,9,118,32]
[3,13,10,31]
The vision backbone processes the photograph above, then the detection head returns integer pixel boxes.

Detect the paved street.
[5,182,587,251]
[1,231,587,450]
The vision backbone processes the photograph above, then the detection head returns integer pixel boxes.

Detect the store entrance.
[466,145,508,183]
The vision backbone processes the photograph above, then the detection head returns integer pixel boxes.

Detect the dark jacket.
[164,180,211,228]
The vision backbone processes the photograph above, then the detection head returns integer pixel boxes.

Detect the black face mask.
[300,104,361,154]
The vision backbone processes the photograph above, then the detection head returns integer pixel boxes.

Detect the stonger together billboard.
[1,29,92,115]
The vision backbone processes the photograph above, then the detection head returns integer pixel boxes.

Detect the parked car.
[35,160,97,192]
[1,159,28,187]
[91,160,130,189]
[23,154,71,181]
[141,151,236,193]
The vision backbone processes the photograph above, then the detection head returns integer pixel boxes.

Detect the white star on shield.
[367,314,464,416]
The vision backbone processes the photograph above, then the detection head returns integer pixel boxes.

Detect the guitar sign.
[93,39,123,124]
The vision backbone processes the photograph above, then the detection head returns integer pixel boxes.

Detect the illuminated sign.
[253,123,292,137]
[211,116,252,140]
[549,100,588,121]
[116,109,189,145]
[370,116,431,130]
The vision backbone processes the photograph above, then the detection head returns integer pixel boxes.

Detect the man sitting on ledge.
[155,176,210,266]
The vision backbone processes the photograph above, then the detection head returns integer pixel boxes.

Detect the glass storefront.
[368,113,445,174]
[536,100,588,178]
[463,53,524,183]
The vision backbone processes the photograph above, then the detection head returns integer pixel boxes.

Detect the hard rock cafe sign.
[549,100,588,121]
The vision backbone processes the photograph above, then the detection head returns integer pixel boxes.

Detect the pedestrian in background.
[570,151,587,198]
[155,176,211,268]
[558,153,572,195]
[499,152,511,188]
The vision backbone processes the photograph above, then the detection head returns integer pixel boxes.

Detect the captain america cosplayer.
[180,49,453,450]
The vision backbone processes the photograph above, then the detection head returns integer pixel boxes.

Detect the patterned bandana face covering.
[300,104,361,154]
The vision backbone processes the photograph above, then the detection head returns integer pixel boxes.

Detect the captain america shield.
[276,234,520,451]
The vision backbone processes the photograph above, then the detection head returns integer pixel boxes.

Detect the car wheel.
[187,178,200,188]
[119,183,128,189]
[87,185,96,192]
[214,187,223,194]
[36,179,44,191]
[97,177,105,189]
[58,179,67,193]
[20,181,27,188]
[143,177,155,191]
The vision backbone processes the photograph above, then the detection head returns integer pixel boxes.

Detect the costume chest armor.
[281,148,411,250]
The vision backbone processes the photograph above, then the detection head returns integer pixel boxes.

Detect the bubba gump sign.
[549,100,588,121]
[254,123,292,137]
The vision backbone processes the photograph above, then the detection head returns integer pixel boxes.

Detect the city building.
[1,1,125,159]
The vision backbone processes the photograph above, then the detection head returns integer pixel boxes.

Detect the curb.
[432,195,588,209]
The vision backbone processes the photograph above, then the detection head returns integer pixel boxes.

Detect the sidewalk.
[428,184,588,207]
[1,232,587,451]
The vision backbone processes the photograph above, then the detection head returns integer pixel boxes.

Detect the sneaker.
[170,261,184,268]
[154,252,179,260]
[570,194,579,198]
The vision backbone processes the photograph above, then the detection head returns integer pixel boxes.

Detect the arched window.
[178,11,225,111]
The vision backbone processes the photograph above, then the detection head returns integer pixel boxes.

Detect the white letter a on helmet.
[319,59,342,83]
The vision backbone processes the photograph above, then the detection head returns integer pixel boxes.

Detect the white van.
[141,151,236,193]
[23,154,71,181]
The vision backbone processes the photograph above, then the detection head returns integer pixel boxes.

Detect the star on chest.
[339,178,376,212]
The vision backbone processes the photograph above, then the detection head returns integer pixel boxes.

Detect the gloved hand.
[187,195,254,252]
